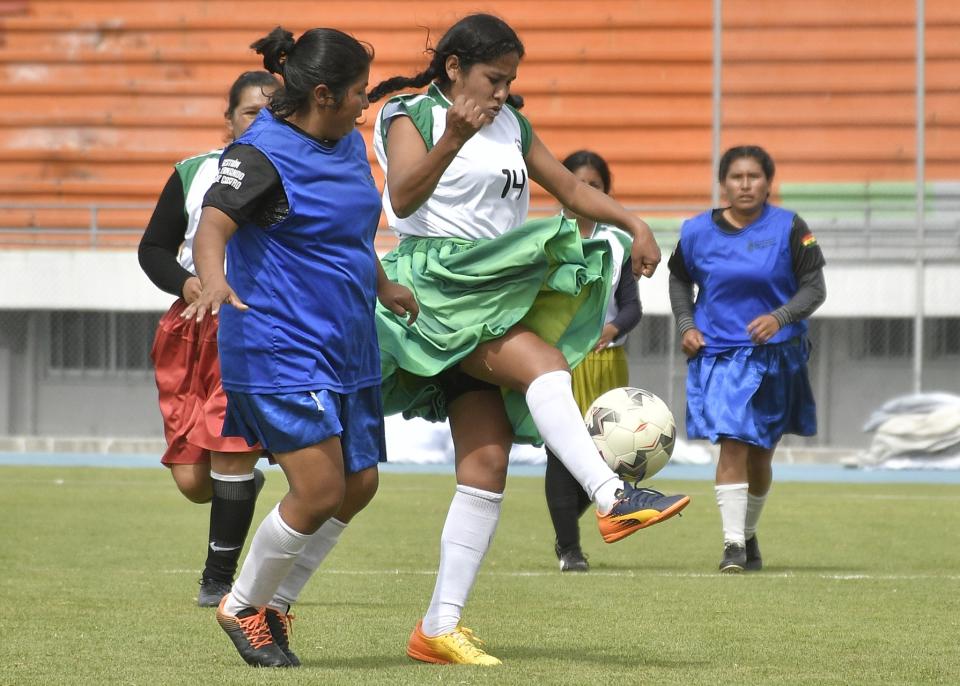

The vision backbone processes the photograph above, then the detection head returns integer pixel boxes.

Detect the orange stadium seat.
[0,0,957,247]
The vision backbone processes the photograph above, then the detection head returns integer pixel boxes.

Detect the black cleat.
[744,535,762,571]
[719,542,746,574]
[265,607,300,667]
[555,543,589,572]
[216,596,291,667]
[198,577,232,608]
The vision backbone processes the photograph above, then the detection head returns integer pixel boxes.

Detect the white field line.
[161,568,960,581]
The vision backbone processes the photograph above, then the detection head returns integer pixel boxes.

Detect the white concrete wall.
[0,250,177,311]
[3,250,959,316]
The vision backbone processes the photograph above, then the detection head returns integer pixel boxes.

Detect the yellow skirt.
[571,345,630,416]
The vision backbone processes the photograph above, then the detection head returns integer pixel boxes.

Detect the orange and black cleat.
[216,596,291,668]
[265,607,300,667]
[596,484,690,543]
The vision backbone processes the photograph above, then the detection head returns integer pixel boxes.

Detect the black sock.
[203,475,258,583]
[545,449,592,552]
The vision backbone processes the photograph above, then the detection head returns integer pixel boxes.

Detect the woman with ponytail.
[369,13,689,666]
[139,70,276,609]
[183,26,417,668]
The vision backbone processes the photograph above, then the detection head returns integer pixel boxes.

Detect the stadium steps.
[0,0,958,248]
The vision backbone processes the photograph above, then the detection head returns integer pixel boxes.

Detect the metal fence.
[1,198,958,448]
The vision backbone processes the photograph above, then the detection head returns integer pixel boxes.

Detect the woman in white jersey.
[368,14,689,665]
[545,151,643,574]
[138,71,276,608]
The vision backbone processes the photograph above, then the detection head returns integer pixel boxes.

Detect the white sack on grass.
[856,393,960,469]
[862,392,960,433]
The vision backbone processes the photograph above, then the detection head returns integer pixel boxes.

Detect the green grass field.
[2,465,958,685]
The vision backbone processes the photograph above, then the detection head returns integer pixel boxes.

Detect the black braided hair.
[368,14,524,103]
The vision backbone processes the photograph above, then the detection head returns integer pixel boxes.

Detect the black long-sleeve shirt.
[610,262,642,338]
[138,171,193,297]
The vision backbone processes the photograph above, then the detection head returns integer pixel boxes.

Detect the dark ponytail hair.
[368,13,524,102]
[718,145,776,182]
[562,150,612,194]
[224,70,278,118]
[251,26,373,118]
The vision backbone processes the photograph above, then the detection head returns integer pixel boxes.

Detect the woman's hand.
[747,314,781,345]
[444,95,489,147]
[378,280,419,325]
[181,281,247,323]
[181,276,202,304]
[629,223,661,278]
[593,323,620,352]
[681,328,705,358]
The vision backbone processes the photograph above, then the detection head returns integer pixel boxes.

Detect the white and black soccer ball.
[584,387,676,482]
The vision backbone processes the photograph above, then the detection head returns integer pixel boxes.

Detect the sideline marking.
[160,568,960,581]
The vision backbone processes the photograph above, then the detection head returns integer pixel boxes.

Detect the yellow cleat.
[406,620,502,666]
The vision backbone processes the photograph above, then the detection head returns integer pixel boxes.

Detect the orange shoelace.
[236,609,274,649]
[277,611,295,639]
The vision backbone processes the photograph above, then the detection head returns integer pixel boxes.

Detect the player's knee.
[294,480,346,530]
[538,345,569,373]
[456,447,508,492]
[338,468,379,522]
[171,468,212,503]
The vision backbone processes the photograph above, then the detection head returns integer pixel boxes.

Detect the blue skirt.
[685,339,816,449]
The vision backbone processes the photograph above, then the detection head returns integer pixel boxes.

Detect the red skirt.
[151,298,260,465]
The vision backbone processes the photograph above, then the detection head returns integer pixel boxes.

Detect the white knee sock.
[268,517,347,612]
[421,485,503,637]
[715,483,748,545]
[525,370,621,512]
[224,504,309,615]
[745,492,768,539]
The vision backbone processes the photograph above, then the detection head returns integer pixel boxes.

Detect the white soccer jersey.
[174,149,222,274]
[373,83,532,240]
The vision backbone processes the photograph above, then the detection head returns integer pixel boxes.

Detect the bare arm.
[376,257,419,325]
[384,96,488,217]
[525,132,660,278]
[180,207,247,322]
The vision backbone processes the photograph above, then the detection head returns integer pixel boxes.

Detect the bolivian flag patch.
[801,232,818,247]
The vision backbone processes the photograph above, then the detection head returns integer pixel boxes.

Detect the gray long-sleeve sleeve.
[668,273,696,336]
[771,268,827,327]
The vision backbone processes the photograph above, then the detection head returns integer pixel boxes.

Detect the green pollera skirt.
[375,215,614,445]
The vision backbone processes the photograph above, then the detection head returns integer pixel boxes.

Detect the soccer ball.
[584,387,676,482]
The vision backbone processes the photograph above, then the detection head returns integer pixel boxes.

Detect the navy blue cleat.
[596,484,690,543]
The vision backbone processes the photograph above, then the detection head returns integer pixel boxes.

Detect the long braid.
[368,65,438,103]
